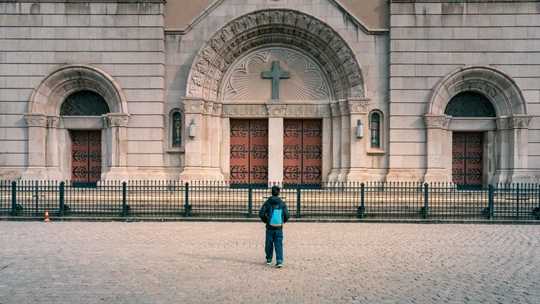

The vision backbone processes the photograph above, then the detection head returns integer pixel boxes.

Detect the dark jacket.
[259,195,290,230]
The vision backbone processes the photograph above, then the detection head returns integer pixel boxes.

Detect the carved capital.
[338,100,349,116]
[330,102,340,117]
[46,116,60,128]
[266,104,287,117]
[183,98,205,114]
[347,98,370,114]
[510,115,533,129]
[105,114,130,127]
[496,118,510,130]
[203,101,214,115]
[424,115,451,129]
[212,102,223,116]
[24,113,47,127]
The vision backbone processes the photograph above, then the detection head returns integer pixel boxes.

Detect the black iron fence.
[1,181,539,220]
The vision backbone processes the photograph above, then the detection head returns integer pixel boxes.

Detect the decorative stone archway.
[424,65,534,184]
[181,8,370,182]
[22,64,130,181]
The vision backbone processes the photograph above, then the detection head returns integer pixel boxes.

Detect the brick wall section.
[0,1,165,177]
[389,0,540,172]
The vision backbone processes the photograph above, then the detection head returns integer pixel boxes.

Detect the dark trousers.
[265,229,284,262]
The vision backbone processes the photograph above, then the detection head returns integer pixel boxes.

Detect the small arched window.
[172,112,182,147]
[370,112,380,148]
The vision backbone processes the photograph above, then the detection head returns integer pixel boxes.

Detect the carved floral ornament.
[24,114,47,127]
[105,114,130,127]
[495,116,533,130]
[187,8,364,101]
[348,98,371,114]
[424,115,451,129]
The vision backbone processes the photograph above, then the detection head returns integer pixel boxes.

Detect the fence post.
[11,181,16,216]
[184,182,190,217]
[516,183,520,220]
[248,183,252,218]
[34,181,39,217]
[122,182,127,217]
[488,184,494,220]
[59,182,65,217]
[360,183,365,219]
[296,183,301,218]
[424,183,429,219]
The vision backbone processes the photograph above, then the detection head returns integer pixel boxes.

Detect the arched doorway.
[424,65,534,184]
[22,65,130,181]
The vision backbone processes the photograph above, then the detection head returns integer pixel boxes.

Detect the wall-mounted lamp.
[356,119,364,139]
[189,119,196,139]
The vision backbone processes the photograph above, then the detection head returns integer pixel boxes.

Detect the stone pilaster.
[210,102,224,181]
[327,101,341,182]
[103,113,130,181]
[180,98,206,181]
[266,103,285,184]
[21,113,48,180]
[347,98,370,182]
[45,116,62,180]
[423,114,451,183]
[508,115,535,183]
[337,100,350,182]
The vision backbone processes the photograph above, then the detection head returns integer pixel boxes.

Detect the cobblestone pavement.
[0,221,539,303]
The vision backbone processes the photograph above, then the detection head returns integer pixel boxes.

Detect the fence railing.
[1,181,539,220]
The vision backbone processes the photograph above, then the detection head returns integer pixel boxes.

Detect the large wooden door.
[452,132,483,186]
[283,119,322,187]
[230,120,269,186]
[71,130,102,184]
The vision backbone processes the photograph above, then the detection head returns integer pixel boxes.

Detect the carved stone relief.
[186,8,364,102]
[222,48,331,101]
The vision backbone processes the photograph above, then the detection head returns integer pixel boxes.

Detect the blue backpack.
[269,203,284,227]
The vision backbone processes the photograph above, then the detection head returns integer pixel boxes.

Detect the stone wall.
[388,0,540,182]
[0,1,166,180]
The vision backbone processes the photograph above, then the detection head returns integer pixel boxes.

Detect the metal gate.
[283,119,322,187]
[71,130,102,185]
[452,132,483,186]
[230,119,269,186]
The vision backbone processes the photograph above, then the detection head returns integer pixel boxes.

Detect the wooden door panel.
[452,132,483,186]
[230,120,268,185]
[71,130,101,183]
[283,119,322,186]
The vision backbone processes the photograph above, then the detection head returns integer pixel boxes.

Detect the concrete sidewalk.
[1,221,539,303]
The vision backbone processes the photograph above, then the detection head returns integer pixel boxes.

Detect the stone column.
[508,115,535,183]
[210,102,224,180]
[493,118,510,183]
[266,103,286,185]
[337,100,350,182]
[103,113,130,181]
[346,98,370,182]
[21,113,48,180]
[423,114,451,183]
[327,101,341,182]
[201,100,214,180]
[179,98,205,181]
[45,116,62,180]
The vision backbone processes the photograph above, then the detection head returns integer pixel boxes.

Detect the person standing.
[259,185,290,268]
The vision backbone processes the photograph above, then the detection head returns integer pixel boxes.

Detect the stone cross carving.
[262,61,289,101]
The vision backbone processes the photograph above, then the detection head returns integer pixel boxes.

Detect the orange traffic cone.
[44,210,50,222]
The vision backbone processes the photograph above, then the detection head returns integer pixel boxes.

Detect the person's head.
[271,185,280,197]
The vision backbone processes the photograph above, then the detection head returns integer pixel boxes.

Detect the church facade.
[0,0,539,186]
